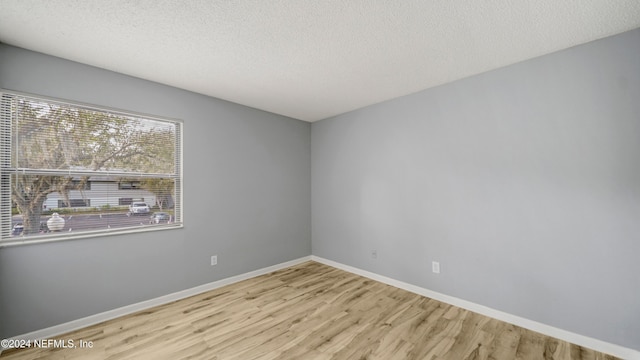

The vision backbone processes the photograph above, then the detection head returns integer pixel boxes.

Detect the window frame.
[0,90,184,247]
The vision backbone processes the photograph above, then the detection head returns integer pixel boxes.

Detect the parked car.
[11,223,23,236]
[10,222,49,236]
[129,202,150,215]
[149,212,170,224]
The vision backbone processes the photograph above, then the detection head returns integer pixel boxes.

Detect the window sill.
[0,223,183,248]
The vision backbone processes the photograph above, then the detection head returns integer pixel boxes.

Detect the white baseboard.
[310,255,639,360]
[4,254,637,359]
[2,256,312,352]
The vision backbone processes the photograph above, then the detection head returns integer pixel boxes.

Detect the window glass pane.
[11,173,177,236]
[1,93,182,244]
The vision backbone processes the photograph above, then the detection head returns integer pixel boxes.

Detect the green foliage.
[141,178,175,210]
[54,208,73,215]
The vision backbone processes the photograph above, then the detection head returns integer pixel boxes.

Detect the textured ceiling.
[0,1,639,122]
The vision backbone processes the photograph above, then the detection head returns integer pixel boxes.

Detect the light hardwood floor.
[1,261,618,360]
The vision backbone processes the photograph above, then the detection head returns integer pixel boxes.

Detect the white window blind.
[0,91,183,246]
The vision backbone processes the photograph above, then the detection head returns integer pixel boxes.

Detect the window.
[57,199,91,208]
[118,181,142,190]
[0,91,183,245]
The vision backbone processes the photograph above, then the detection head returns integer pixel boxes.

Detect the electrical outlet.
[211,255,218,266]
[371,249,377,259]
[432,261,440,274]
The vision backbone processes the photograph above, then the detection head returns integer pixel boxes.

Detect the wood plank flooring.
[1,261,619,360]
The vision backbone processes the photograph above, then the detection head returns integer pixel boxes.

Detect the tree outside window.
[0,92,182,243]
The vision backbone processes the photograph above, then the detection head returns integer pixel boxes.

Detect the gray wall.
[2,27,639,351]
[0,45,311,338]
[312,29,640,350]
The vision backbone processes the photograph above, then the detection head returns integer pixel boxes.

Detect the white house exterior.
[43,179,157,211]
